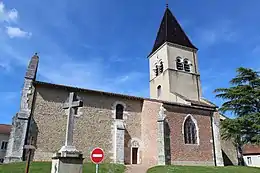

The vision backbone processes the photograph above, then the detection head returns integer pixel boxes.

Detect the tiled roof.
[149,7,197,57]
[243,144,260,155]
[0,124,12,134]
[34,81,216,111]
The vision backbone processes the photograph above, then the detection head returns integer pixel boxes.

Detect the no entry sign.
[90,147,104,164]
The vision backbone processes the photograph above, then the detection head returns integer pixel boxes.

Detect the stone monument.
[51,92,84,173]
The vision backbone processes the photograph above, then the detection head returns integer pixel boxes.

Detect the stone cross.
[59,92,83,152]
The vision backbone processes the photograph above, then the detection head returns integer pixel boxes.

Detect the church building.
[4,6,225,167]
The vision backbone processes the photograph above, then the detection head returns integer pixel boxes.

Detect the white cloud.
[0,2,30,39]
[7,9,18,22]
[195,20,237,47]
[0,1,18,22]
[0,2,4,13]
[6,26,32,38]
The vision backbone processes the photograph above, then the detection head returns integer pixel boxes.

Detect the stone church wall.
[140,100,162,166]
[165,105,215,166]
[32,84,143,163]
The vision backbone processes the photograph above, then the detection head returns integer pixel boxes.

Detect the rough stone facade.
[32,84,143,163]
[27,83,219,167]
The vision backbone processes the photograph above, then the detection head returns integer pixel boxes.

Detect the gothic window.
[184,116,197,144]
[176,57,184,70]
[159,61,164,73]
[184,59,191,72]
[157,85,161,98]
[116,104,124,120]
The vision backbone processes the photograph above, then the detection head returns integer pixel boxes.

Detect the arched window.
[159,61,164,73]
[116,104,124,120]
[157,85,161,98]
[184,116,197,144]
[176,57,184,70]
[184,59,191,72]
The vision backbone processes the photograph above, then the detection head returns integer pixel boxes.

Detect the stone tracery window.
[184,116,197,144]
[155,65,159,76]
[176,57,184,70]
[116,104,124,120]
[154,56,163,76]
[184,59,191,72]
[159,61,164,73]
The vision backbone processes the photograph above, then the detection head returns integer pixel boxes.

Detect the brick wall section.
[165,105,215,166]
[32,85,143,162]
[140,100,161,166]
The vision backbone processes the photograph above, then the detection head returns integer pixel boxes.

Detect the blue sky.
[0,0,260,124]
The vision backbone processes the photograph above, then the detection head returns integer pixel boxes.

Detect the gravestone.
[51,92,84,173]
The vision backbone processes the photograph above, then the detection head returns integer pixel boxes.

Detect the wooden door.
[132,148,138,164]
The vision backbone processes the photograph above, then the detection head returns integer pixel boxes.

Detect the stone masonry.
[212,112,224,166]
[4,54,39,163]
[116,123,125,164]
[32,83,143,163]
[157,105,166,165]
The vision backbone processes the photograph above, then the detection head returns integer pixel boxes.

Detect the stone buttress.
[4,54,39,163]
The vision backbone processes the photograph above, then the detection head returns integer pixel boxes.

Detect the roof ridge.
[0,124,11,126]
[33,80,216,110]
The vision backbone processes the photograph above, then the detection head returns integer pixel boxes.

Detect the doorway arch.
[128,138,141,164]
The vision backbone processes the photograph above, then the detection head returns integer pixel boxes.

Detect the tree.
[214,67,260,165]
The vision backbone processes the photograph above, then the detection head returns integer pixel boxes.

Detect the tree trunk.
[237,144,244,166]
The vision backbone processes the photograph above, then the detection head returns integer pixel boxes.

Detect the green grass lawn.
[0,162,125,173]
[147,165,260,173]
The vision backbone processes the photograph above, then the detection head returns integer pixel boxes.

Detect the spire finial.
[166,0,169,8]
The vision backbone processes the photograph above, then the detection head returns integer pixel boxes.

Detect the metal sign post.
[96,164,99,173]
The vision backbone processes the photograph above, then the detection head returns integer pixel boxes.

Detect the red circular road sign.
[90,147,104,164]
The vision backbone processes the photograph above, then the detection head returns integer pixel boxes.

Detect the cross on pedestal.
[59,92,83,153]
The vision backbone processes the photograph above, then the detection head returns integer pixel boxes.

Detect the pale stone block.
[51,152,84,173]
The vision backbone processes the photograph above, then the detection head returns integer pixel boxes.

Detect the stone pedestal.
[51,151,84,173]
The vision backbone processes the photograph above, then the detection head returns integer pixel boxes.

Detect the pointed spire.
[25,53,39,80]
[148,7,197,57]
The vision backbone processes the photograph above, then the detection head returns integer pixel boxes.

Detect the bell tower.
[148,6,202,103]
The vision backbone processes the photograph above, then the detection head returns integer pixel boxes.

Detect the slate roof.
[243,144,260,155]
[33,81,216,111]
[149,7,197,57]
[0,124,12,134]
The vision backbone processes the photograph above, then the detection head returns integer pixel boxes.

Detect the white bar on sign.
[93,154,103,157]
